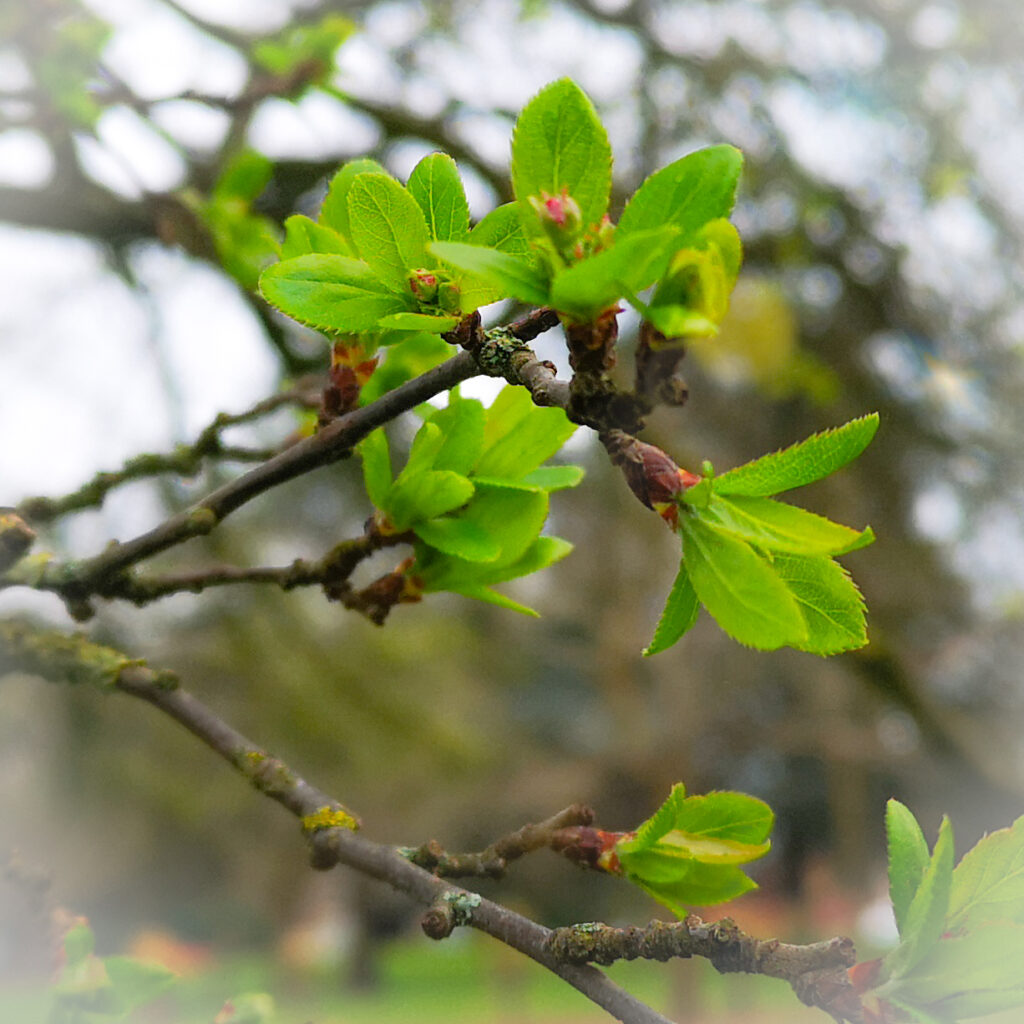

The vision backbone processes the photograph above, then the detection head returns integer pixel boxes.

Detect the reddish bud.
[603,431,699,525]
[408,268,440,303]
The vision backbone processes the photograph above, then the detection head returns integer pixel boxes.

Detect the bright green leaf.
[771,553,868,655]
[360,332,451,405]
[281,214,350,258]
[357,429,392,508]
[398,421,445,479]
[259,254,409,334]
[632,783,688,849]
[549,227,680,319]
[511,78,613,232]
[446,583,541,617]
[714,414,880,497]
[385,470,474,532]
[429,241,550,306]
[376,311,460,333]
[468,203,532,256]
[428,397,487,475]
[617,145,743,241]
[643,560,700,656]
[679,516,807,650]
[695,493,874,556]
[413,517,501,562]
[521,465,585,491]
[407,153,470,243]
[887,800,932,937]
[319,158,390,241]
[347,173,431,292]
[479,534,573,586]
[213,149,273,203]
[474,402,576,480]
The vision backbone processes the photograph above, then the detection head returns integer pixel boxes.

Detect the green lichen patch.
[301,804,360,833]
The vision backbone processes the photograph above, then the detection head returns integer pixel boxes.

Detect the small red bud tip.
[409,269,440,302]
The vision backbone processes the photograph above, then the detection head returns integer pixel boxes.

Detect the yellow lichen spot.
[302,805,359,833]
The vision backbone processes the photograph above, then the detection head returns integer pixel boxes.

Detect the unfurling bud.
[601,431,700,527]
[408,268,440,303]
[529,188,584,254]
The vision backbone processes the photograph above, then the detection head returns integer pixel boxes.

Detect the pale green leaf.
[521,465,585,491]
[947,813,1024,931]
[887,800,932,938]
[385,470,474,531]
[427,396,487,476]
[474,402,576,480]
[376,311,460,333]
[281,214,350,258]
[413,518,501,562]
[358,428,392,508]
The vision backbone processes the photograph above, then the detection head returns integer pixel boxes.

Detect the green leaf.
[883,816,955,981]
[887,800,932,937]
[947,813,1024,931]
[259,254,409,333]
[398,421,445,479]
[549,228,681,319]
[695,494,874,556]
[679,516,807,650]
[627,860,760,913]
[617,145,743,241]
[474,402,577,480]
[427,397,487,475]
[319,158,390,242]
[430,241,551,306]
[360,332,451,405]
[481,384,536,449]
[347,173,431,292]
[673,791,774,847]
[714,414,880,497]
[446,583,541,617]
[407,153,470,243]
[882,925,1024,1019]
[770,553,868,655]
[358,429,392,508]
[376,311,460,333]
[631,783,688,849]
[643,560,700,656]
[281,214,350,258]
[511,78,613,232]
[521,465,585,491]
[385,470,474,532]
[468,203,532,256]
[413,517,501,562]
[104,956,176,1013]
[476,534,573,586]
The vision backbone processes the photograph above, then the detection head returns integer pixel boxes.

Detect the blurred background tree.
[2,0,1023,1018]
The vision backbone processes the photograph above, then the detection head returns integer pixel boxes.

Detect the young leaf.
[521,465,585,491]
[770,554,868,655]
[474,402,577,480]
[631,783,688,849]
[319,157,389,241]
[259,254,409,333]
[548,227,681,319]
[679,515,808,650]
[627,860,760,913]
[696,494,874,557]
[714,414,880,497]
[407,153,470,243]
[946,813,1024,932]
[376,311,460,333]
[643,560,700,656]
[427,396,487,476]
[617,145,743,241]
[385,470,474,531]
[281,214,350,258]
[674,791,774,848]
[397,421,445,480]
[887,799,932,937]
[347,173,431,292]
[447,582,542,617]
[358,428,392,508]
[472,533,573,586]
[468,203,532,256]
[511,78,613,232]
[359,332,451,405]
[213,149,273,203]
[882,816,955,981]
[429,241,550,306]
[413,517,501,562]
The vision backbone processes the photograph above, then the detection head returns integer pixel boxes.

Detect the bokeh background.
[2,0,1024,1020]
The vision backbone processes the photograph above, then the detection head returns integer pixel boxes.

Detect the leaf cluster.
[862,801,1024,1022]
[359,387,583,615]
[614,783,774,914]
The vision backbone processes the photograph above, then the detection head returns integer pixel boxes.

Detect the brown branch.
[547,917,862,1022]
[405,804,595,880]
[15,379,322,524]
